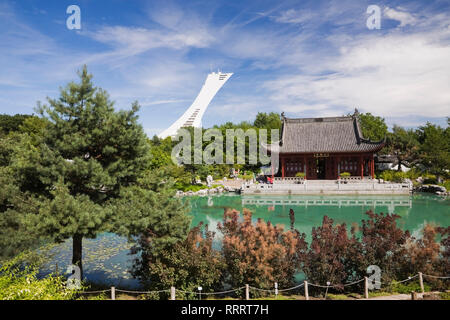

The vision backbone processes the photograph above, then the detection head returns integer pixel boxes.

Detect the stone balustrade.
[241,179,412,195]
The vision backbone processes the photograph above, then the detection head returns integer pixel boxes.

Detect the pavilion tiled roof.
[274,111,385,154]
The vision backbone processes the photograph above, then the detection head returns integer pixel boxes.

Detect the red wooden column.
[371,156,375,179]
[333,157,337,179]
[360,155,364,179]
[281,157,285,179]
[336,156,341,178]
[303,156,307,178]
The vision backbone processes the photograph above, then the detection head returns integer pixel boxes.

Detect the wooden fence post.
[274,282,278,297]
[364,277,369,299]
[419,272,424,293]
[304,281,309,300]
[245,284,249,300]
[411,291,417,300]
[170,286,176,300]
[111,287,115,300]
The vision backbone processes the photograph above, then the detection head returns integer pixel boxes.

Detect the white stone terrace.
[241,177,412,195]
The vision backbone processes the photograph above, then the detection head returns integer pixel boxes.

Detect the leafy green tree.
[148,136,174,169]
[0,114,32,136]
[253,112,282,130]
[416,122,449,181]
[357,112,388,142]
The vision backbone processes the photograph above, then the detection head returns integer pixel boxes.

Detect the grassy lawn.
[439,292,450,300]
[368,291,400,298]
[251,294,305,300]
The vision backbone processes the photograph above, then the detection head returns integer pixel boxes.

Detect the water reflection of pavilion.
[242,196,412,212]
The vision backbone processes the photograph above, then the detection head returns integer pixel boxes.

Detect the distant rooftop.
[275,110,385,154]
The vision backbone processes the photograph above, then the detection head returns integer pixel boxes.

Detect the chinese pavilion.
[270,110,385,180]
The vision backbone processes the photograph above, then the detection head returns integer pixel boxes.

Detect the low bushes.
[441,180,450,190]
[379,170,407,182]
[0,252,79,300]
[378,169,439,183]
[4,210,448,299]
[132,222,225,300]
[174,183,207,192]
[135,209,449,297]
[238,171,255,181]
[390,280,431,294]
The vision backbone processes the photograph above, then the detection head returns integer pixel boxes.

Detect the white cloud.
[88,25,214,56]
[272,9,316,24]
[264,30,450,119]
[384,7,417,27]
[271,1,362,28]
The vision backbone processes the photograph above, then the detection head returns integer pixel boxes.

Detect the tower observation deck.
[158,71,233,139]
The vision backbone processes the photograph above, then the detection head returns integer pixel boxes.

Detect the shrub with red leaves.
[218,208,307,290]
[303,216,364,291]
[360,210,412,283]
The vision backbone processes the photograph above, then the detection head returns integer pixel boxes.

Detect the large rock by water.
[417,184,447,195]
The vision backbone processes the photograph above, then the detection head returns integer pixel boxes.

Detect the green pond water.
[40,193,449,288]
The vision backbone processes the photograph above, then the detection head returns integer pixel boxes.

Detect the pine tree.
[417,122,449,182]
[386,125,419,171]
[0,132,47,260]
[26,65,187,279]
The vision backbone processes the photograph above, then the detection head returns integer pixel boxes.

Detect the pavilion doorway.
[316,158,326,179]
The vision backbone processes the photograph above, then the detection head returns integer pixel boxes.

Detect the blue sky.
[0,0,449,137]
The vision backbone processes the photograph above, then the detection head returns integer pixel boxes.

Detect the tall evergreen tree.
[26,66,189,278]
[386,125,419,171]
[0,131,49,260]
[417,122,449,181]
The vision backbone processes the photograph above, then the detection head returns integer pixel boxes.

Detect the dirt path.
[362,293,424,300]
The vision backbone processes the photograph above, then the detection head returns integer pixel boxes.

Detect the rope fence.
[115,288,170,294]
[77,271,449,300]
[422,274,450,279]
[199,287,246,296]
[78,289,111,295]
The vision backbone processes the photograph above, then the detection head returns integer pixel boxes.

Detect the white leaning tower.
[158,71,233,139]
